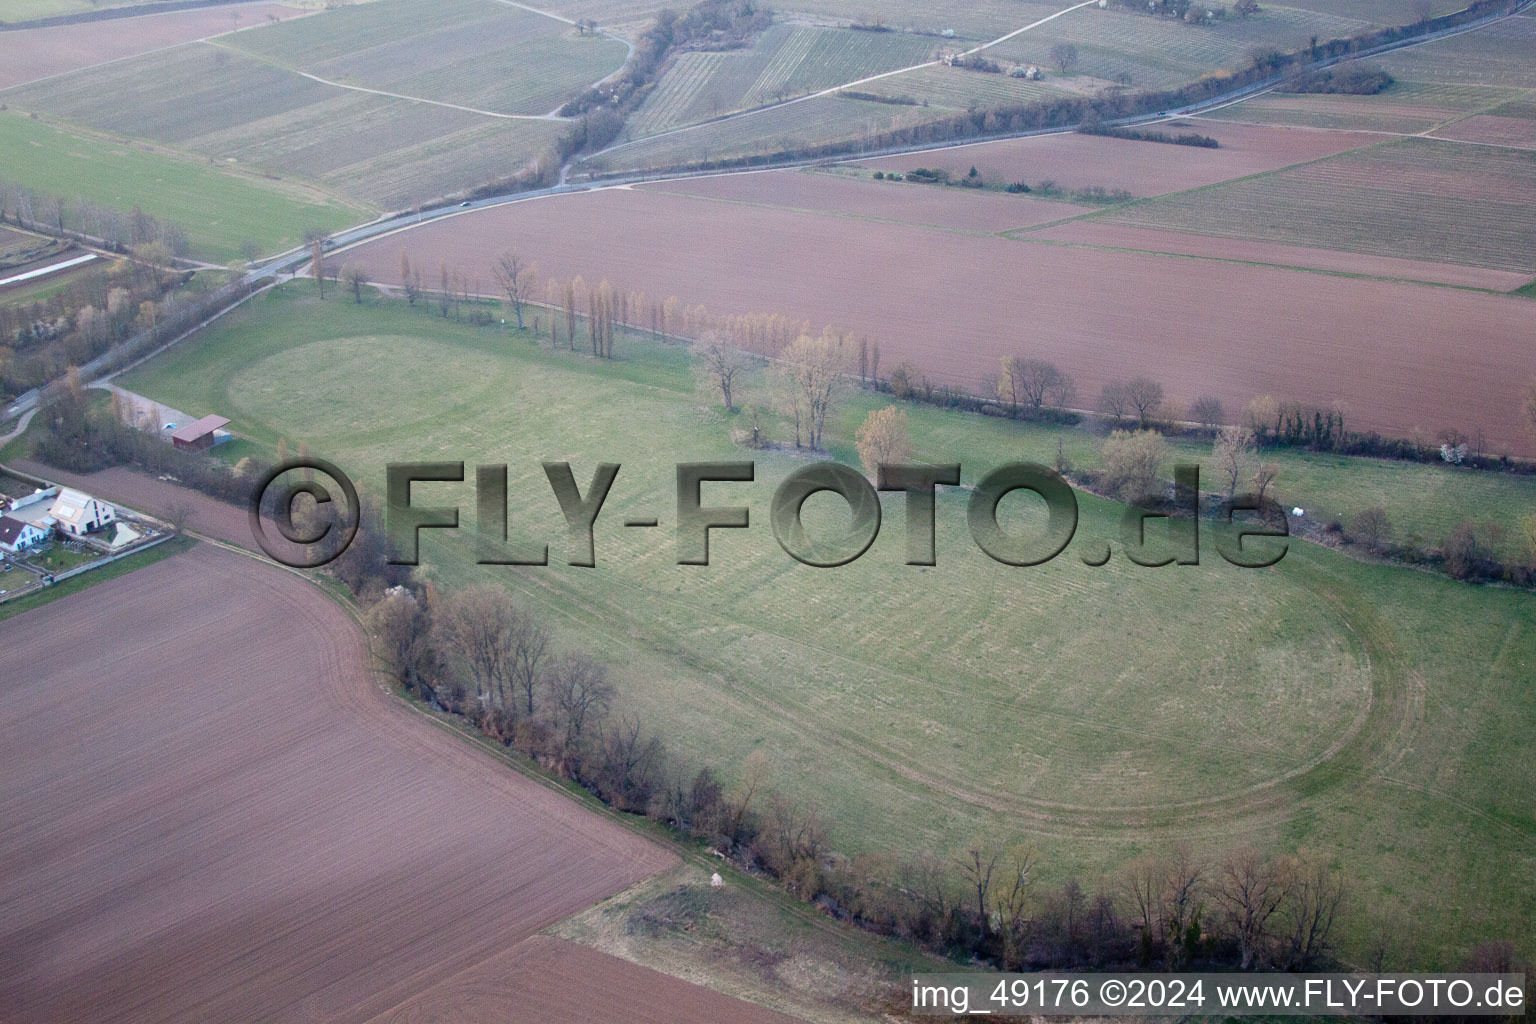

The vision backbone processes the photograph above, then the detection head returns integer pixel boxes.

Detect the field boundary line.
[485,0,576,26]
[201,39,561,121]
[998,232,1520,292]
[593,0,1100,159]
[0,6,319,92]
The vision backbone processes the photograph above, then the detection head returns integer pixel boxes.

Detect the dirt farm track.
[0,543,797,1024]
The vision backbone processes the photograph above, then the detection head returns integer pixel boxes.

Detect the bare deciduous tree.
[956,840,1002,936]
[342,264,369,304]
[1124,376,1165,428]
[776,330,847,449]
[162,502,194,535]
[548,651,613,754]
[1282,854,1346,969]
[1213,846,1292,969]
[1246,394,1278,440]
[308,238,327,299]
[1001,356,1072,413]
[1101,428,1168,500]
[1252,462,1279,504]
[1050,42,1079,73]
[1188,394,1223,431]
[434,584,522,711]
[1162,844,1204,967]
[1098,380,1129,423]
[1353,506,1392,552]
[492,250,536,329]
[1212,425,1256,501]
[854,405,911,476]
[695,332,747,412]
[1121,853,1167,953]
[365,588,432,694]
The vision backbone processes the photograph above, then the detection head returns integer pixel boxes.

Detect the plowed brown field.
[641,169,1090,232]
[0,3,306,90]
[13,460,252,548]
[1027,220,1534,290]
[0,543,691,1023]
[345,184,1536,454]
[362,935,800,1024]
[1431,114,1536,151]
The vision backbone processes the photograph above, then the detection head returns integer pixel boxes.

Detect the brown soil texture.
[344,186,1536,454]
[0,3,306,90]
[640,169,1090,232]
[13,460,254,548]
[1028,220,1535,290]
[862,121,1383,195]
[362,935,802,1024]
[0,543,679,1023]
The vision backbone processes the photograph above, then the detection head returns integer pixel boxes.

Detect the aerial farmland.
[1,0,1533,1020]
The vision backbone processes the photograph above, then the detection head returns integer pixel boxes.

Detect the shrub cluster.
[1080,124,1220,146]
[1279,63,1394,94]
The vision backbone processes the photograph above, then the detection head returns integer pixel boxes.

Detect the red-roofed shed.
[170,414,231,452]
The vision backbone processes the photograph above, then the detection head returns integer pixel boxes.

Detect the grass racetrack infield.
[115,286,1536,963]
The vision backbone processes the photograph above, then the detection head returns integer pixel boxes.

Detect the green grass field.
[119,284,1536,964]
[0,112,366,261]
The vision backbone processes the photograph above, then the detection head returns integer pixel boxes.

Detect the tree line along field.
[333,174,1536,452]
[0,0,618,218]
[115,285,1536,963]
[0,110,365,262]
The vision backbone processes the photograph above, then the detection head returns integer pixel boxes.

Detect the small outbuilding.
[49,488,114,538]
[171,414,231,452]
[0,515,49,554]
